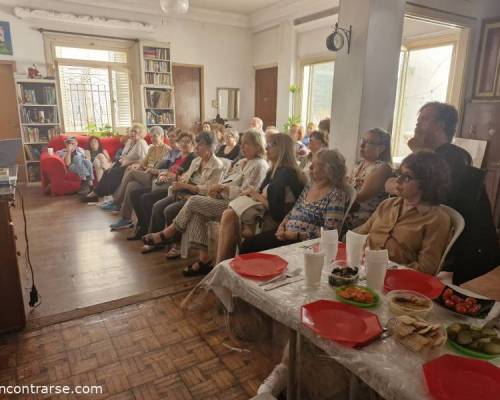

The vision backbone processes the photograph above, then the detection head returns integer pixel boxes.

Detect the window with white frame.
[54,45,132,133]
[391,43,455,159]
[301,60,335,126]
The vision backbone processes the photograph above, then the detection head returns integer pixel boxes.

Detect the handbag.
[228,195,266,225]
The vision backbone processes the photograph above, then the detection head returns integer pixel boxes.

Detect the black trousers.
[240,229,299,254]
[130,189,168,230]
[94,164,127,197]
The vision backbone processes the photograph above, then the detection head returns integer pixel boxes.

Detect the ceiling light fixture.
[160,0,190,15]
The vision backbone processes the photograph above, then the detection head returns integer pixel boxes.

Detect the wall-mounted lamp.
[326,23,352,54]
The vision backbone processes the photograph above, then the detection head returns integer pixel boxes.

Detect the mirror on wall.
[217,87,240,121]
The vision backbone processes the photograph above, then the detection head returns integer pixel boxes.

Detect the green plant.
[85,123,114,137]
[283,84,301,132]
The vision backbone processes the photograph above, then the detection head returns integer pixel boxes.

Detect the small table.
[198,240,500,400]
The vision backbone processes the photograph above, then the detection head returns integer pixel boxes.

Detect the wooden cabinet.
[474,18,500,99]
[461,101,500,231]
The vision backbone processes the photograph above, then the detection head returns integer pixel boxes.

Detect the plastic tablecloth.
[197,240,500,400]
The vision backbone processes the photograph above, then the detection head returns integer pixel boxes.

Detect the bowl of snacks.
[335,285,379,308]
[387,315,447,358]
[329,263,359,287]
[387,290,433,318]
[446,323,500,360]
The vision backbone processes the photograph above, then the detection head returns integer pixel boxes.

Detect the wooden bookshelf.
[139,42,176,130]
[15,78,62,183]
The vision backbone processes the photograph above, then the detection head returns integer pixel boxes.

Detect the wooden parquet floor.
[0,292,274,399]
[10,185,200,325]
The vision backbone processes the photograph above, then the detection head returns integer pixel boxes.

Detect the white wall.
[0,5,254,131]
[253,26,279,68]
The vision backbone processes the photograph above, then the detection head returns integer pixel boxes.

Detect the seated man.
[56,136,92,195]
[359,151,452,276]
[386,102,500,283]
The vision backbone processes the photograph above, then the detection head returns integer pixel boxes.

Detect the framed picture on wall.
[474,17,500,99]
[0,21,13,55]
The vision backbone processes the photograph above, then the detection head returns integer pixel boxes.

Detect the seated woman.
[302,121,317,146]
[216,127,240,161]
[84,123,149,202]
[299,130,329,177]
[57,136,93,195]
[84,136,111,182]
[215,133,306,264]
[143,130,269,276]
[343,128,393,232]
[141,131,225,256]
[128,132,196,240]
[355,151,452,275]
[240,149,349,254]
[107,127,169,227]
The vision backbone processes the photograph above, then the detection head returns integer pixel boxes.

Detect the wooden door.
[461,101,500,231]
[0,63,25,181]
[172,65,202,132]
[255,66,278,128]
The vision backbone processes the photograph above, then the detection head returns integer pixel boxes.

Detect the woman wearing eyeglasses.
[355,151,452,275]
[343,128,393,233]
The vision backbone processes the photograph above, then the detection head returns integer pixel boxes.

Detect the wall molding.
[14,7,157,32]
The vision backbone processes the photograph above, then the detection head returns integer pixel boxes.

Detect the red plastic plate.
[423,354,500,400]
[384,269,444,299]
[301,300,382,344]
[230,253,288,279]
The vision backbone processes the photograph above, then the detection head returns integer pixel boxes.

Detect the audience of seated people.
[141,131,225,258]
[128,132,196,240]
[83,123,149,202]
[302,121,317,146]
[141,129,269,275]
[288,123,309,159]
[343,128,393,233]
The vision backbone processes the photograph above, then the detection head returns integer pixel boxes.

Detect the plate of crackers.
[387,315,447,356]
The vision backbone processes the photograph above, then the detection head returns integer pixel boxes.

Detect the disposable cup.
[365,249,389,292]
[346,230,368,267]
[321,228,338,266]
[47,147,54,156]
[304,249,325,289]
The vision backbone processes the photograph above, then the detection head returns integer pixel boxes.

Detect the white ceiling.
[190,0,284,15]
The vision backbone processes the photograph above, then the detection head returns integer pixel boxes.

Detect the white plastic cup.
[321,228,338,266]
[346,230,368,267]
[304,249,325,289]
[365,249,389,292]
[47,147,54,156]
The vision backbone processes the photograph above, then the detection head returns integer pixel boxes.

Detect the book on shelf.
[17,84,56,105]
[21,108,59,124]
[143,47,170,60]
[24,145,43,161]
[27,163,41,182]
[144,59,170,73]
[145,89,173,108]
[22,126,60,142]
[145,73,171,85]
[146,110,173,125]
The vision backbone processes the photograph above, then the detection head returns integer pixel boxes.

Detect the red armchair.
[41,134,123,196]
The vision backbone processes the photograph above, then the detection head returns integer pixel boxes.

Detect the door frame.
[172,63,205,124]
[254,64,278,126]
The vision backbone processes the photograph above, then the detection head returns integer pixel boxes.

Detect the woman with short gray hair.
[216,127,240,161]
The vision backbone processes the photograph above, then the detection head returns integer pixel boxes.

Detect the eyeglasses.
[360,139,381,146]
[177,139,192,145]
[396,171,415,183]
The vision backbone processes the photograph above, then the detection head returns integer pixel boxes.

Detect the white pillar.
[276,20,297,129]
[331,0,405,169]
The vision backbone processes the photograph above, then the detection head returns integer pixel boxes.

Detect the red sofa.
[41,134,167,196]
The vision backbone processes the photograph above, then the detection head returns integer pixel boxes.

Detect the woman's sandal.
[165,246,181,259]
[182,260,213,277]
[142,232,169,246]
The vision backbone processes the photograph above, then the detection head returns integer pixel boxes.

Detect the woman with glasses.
[215,127,240,161]
[355,151,452,275]
[343,128,393,232]
[215,134,306,264]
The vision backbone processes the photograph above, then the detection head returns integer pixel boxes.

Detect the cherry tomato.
[465,297,476,306]
[455,304,468,314]
[451,295,462,304]
[469,304,481,315]
[443,288,454,299]
[445,299,455,308]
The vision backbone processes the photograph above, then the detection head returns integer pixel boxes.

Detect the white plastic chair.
[339,183,357,233]
[437,205,465,273]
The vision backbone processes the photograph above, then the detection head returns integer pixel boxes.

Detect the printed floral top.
[344,160,390,231]
[283,185,348,240]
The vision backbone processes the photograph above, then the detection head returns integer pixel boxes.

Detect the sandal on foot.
[165,246,181,259]
[182,260,213,277]
[141,244,164,254]
[142,232,168,246]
